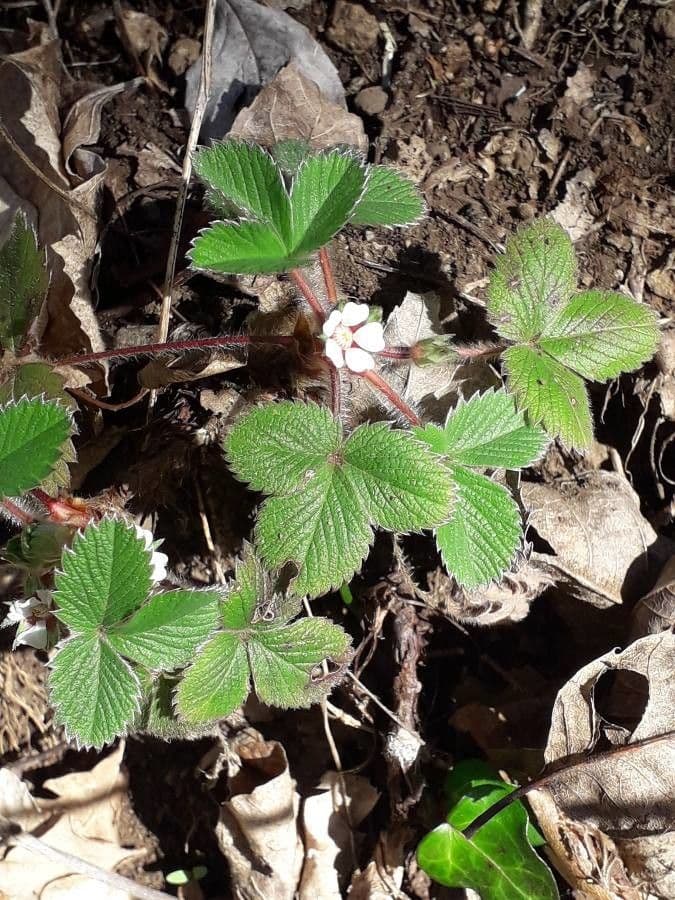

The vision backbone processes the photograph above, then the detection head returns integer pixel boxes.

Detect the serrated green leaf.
[344,424,454,531]
[504,346,592,448]
[193,142,291,238]
[271,139,311,177]
[351,166,424,227]
[175,631,250,723]
[0,211,48,352]
[226,402,340,494]
[221,548,274,629]
[0,397,71,497]
[228,402,454,597]
[417,782,558,899]
[434,467,522,588]
[250,616,351,708]
[256,465,373,597]
[289,150,367,255]
[108,589,220,670]
[189,220,291,274]
[0,364,77,493]
[2,522,72,572]
[135,674,211,740]
[49,634,141,748]
[487,219,576,343]
[538,290,660,381]
[54,519,152,632]
[416,390,547,470]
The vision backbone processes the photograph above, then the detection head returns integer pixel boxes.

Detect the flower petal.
[151,551,169,583]
[341,302,369,327]
[134,524,154,550]
[353,322,385,352]
[325,339,345,368]
[323,310,342,338]
[14,621,48,650]
[345,347,375,373]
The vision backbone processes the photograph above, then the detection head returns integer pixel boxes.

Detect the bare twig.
[4,831,173,900]
[148,0,216,415]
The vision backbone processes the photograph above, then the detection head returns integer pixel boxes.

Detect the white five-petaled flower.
[134,524,169,583]
[4,590,55,650]
[322,302,385,373]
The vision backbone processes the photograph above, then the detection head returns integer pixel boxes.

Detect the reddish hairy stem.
[328,364,342,417]
[49,334,295,368]
[362,370,421,427]
[454,342,507,360]
[319,248,338,306]
[31,490,94,527]
[377,346,414,360]
[1,499,34,525]
[290,269,326,323]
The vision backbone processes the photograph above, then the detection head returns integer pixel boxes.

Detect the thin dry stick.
[148,0,216,415]
[346,670,423,741]
[5,831,174,900]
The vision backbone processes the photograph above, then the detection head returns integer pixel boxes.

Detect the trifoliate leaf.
[225,402,453,597]
[0,211,48,352]
[135,673,212,740]
[504,346,592,448]
[416,390,547,470]
[417,773,558,899]
[54,519,152,632]
[194,141,291,237]
[0,363,77,493]
[487,220,659,449]
[351,166,424,227]
[190,143,367,275]
[415,391,544,587]
[189,220,291,274]
[176,549,351,724]
[434,466,522,588]
[487,219,576,344]
[108,589,221,670]
[0,397,71,498]
[49,634,141,748]
[538,290,660,381]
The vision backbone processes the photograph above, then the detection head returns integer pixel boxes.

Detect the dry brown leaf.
[138,349,247,388]
[527,789,641,900]
[544,631,675,836]
[298,771,379,899]
[523,471,664,608]
[114,8,168,91]
[216,739,302,900]
[348,826,410,899]
[629,555,675,640]
[550,167,597,242]
[0,40,139,367]
[617,832,675,900]
[229,63,367,152]
[559,62,596,117]
[0,743,144,899]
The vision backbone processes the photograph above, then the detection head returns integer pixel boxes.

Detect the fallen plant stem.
[347,670,423,740]
[5,830,174,900]
[66,386,149,412]
[50,334,295,368]
[454,342,507,361]
[149,0,216,415]
[362,369,421,426]
[463,730,675,840]
[290,268,326,323]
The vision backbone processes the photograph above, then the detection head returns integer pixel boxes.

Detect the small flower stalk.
[322,302,385,373]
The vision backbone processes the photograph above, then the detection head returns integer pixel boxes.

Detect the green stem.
[339,582,354,606]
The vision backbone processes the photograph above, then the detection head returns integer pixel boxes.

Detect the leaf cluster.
[189,140,424,274]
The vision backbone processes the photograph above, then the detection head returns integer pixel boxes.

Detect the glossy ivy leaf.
[351,166,424,227]
[416,391,546,587]
[417,763,558,899]
[49,519,220,747]
[49,633,140,748]
[0,211,48,352]
[0,397,71,498]
[226,402,454,596]
[0,363,77,493]
[176,550,351,723]
[488,220,659,449]
[190,143,366,274]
